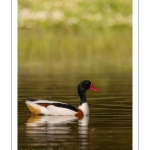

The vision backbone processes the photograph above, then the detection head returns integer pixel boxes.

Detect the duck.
[23,80,98,119]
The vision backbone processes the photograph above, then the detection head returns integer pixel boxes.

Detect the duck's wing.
[23,98,78,115]
[46,103,78,115]
[49,103,78,112]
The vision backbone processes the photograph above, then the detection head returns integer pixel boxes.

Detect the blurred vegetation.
[18,0,132,74]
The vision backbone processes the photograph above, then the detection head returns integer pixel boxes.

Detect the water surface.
[18,73,132,150]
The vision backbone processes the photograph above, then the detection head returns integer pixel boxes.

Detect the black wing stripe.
[26,98,39,101]
[23,98,39,102]
[51,103,78,112]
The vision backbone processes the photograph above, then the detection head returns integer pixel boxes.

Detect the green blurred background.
[18,0,132,75]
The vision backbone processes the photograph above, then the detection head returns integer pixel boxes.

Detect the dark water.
[18,72,132,150]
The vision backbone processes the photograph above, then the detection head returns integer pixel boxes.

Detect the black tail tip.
[22,99,26,102]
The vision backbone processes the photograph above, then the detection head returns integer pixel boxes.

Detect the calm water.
[18,72,132,150]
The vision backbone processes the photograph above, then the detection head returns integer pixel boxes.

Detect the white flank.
[47,105,76,115]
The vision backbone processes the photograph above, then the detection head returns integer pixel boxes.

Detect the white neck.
[78,102,89,115]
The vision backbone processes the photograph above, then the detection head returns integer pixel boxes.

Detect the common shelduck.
[23,80,98,119]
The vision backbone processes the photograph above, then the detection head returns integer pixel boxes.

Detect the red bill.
[89,83,98,91]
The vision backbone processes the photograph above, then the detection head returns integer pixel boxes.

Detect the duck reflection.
[78,116,89,150]
[26,115,77,127]
[26,115,89,127]
[25,115,90,149]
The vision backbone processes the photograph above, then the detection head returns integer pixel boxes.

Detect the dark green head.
[78,80,98,103]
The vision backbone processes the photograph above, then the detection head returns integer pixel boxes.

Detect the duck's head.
[78,80,98,104]
[78,80,98,93]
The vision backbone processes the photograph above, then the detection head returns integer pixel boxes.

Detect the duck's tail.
[22,99,26,102]
[23,98,38,102]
